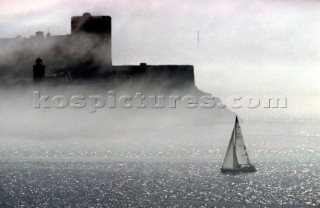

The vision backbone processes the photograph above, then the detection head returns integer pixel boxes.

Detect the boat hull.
[221,166,257,173]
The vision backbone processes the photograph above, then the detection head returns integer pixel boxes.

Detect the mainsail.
[222,116,251,169]
[234,117,250,165]
[222,129,239,169]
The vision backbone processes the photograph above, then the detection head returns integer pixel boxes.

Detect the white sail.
[221,116,256,172]
[222,128,239,169]
[234,117,250,165]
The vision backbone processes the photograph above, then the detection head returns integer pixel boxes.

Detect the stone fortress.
[0,12,195,88]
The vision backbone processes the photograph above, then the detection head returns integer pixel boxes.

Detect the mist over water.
[0,82,319,207]
[0,78,319,207]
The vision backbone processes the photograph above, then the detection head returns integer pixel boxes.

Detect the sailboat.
[221,116,257,173]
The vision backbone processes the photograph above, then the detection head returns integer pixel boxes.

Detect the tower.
[71,13,112,68]
[33,57,45,83]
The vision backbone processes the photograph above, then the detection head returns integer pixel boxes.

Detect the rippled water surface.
[0,120,319,207]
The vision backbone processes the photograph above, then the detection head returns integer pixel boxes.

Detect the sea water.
[0,120,319,207]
